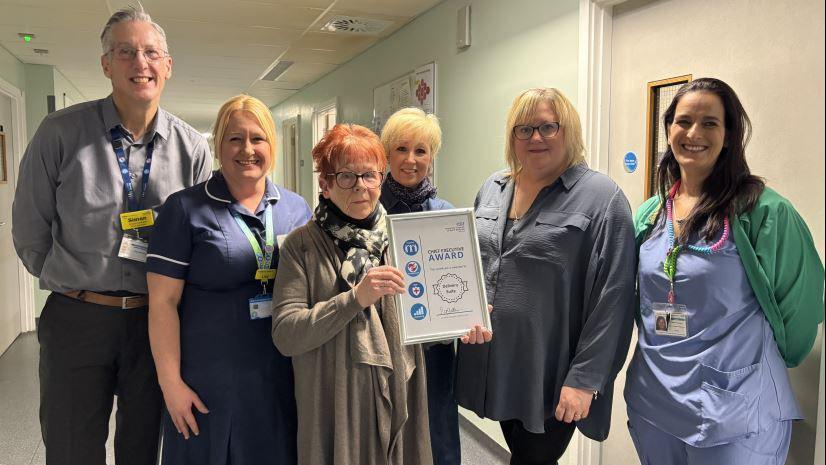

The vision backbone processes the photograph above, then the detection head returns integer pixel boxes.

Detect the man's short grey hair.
[100,4,168,54]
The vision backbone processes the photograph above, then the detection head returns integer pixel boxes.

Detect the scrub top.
[147,172,312,465]
[625,222,802,448]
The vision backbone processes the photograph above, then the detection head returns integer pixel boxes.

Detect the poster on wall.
[373,61,436,133]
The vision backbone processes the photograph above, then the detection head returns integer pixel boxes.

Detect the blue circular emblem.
[403,240,420,256]
[405,260,422,277]
[623,152,638,173]
[408,282,425,298]
[411,303,427,320]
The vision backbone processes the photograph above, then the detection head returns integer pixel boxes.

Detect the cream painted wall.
[53,68,86,110]
[270,0,580,210]
[0,45,26,91]
[605,0,825,464]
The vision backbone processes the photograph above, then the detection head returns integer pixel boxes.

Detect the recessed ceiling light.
[18,32,36,42]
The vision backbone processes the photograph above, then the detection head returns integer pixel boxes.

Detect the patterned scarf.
[314,197,389,288]
[384,173,437,209]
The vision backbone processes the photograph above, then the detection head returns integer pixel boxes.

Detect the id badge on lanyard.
[112,127,154,263]
[233,204,276,320]
[651,302,688,337]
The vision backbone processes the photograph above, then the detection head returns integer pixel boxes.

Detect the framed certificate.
[386,208,491,344]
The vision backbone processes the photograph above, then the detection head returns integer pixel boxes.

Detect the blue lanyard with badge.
[112,127,155,263]
[232,204,277,320]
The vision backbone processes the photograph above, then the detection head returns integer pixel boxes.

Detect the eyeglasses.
[326,171,384,189]
[108,46,169,62]
[512,122,561,140]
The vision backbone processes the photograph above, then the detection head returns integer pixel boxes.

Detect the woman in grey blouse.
[455,88,636,465]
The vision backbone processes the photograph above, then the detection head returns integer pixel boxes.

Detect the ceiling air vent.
[261,60,294,81]
[321,15,393,35]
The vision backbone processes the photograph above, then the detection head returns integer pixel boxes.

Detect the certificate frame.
[386,208,491,345]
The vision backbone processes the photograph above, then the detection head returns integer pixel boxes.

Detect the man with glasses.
[12,5,211,465]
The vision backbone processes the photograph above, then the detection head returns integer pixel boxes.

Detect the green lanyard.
[232,204,274,293]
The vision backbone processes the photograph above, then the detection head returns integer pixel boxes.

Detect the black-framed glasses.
[325,170,384,189]
[512,122,561,140]
[108,46,169,62]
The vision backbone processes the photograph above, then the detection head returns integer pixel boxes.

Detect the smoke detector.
[320,15,393,35]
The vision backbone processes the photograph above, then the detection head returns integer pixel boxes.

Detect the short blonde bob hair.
[504,88,586,177]
[212,95,277,173]
[380,107,443,158]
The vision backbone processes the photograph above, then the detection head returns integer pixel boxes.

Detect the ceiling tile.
[333,0,441,18]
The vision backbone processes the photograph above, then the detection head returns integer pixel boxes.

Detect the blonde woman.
[147,95,311,464]
[455,88,635,465]
[379,107,459,465]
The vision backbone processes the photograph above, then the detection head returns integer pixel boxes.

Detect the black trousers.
[500,416,576,465]
[425,343,460,465]
[38,293,162,465]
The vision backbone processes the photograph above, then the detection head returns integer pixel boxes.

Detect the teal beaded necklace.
[663,180,730,304]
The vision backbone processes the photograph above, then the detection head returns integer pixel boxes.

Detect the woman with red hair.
[272,124,488,465]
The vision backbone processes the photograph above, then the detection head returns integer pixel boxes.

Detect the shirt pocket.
[697,363,761,444]
[517,211,591,263]
[475,206,499,251]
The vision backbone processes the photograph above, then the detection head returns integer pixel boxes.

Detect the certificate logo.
[408,282,425,298]
[411,303,428,320]
[405,260,422,277]
[433,273,469,303]
[403,240,420,256]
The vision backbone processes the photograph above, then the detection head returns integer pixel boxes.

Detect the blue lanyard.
[111,127,154,212]
[232,203,275,272]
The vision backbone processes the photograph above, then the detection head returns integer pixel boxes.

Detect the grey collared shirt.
[12,95,212,294]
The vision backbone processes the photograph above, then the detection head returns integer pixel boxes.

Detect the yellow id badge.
[120,209,154,230]
[255,269,276,281]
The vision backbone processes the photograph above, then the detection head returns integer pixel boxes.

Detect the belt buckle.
[122,296,137,309]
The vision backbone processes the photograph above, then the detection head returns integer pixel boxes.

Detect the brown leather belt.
[62,290,148,309]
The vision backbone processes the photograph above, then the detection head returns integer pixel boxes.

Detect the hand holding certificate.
[386,208,493,344]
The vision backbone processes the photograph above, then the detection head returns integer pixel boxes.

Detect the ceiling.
[0,0,442,131]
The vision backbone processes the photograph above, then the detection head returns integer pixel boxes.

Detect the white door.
[281,116,300,193]
[311,101,337,207]
[0,91,21,355]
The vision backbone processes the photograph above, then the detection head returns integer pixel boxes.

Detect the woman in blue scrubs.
[625,78,823,465]
[146,95,311,465]
[378,108,459,465]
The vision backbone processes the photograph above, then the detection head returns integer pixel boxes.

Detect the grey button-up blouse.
[455,164,636,440]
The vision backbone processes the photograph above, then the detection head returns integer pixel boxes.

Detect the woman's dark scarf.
[314,196,388,288]
[384,173,437,209]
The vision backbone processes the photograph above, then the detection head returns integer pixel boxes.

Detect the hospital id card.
[249,294,273,320]
[652,302,688,338]
[118,235,148,262]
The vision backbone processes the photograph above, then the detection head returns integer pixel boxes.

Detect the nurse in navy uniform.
[146,95,311,465]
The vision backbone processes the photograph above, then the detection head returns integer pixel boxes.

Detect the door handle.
[0,221,6,228]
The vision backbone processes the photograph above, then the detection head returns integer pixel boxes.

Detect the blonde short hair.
[212,95,277,173]
[504,88,586,177]
[380,107,443,158]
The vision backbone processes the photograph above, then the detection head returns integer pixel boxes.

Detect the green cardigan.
[634,187,824,367]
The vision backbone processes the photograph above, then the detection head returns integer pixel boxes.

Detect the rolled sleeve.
[146,194,192,279]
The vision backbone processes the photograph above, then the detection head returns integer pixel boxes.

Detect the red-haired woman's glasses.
[326,171,384,189]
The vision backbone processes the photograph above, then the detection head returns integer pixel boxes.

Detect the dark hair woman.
[625,78,824,465]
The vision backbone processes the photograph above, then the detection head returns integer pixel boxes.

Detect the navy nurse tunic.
[147,171,311,465]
